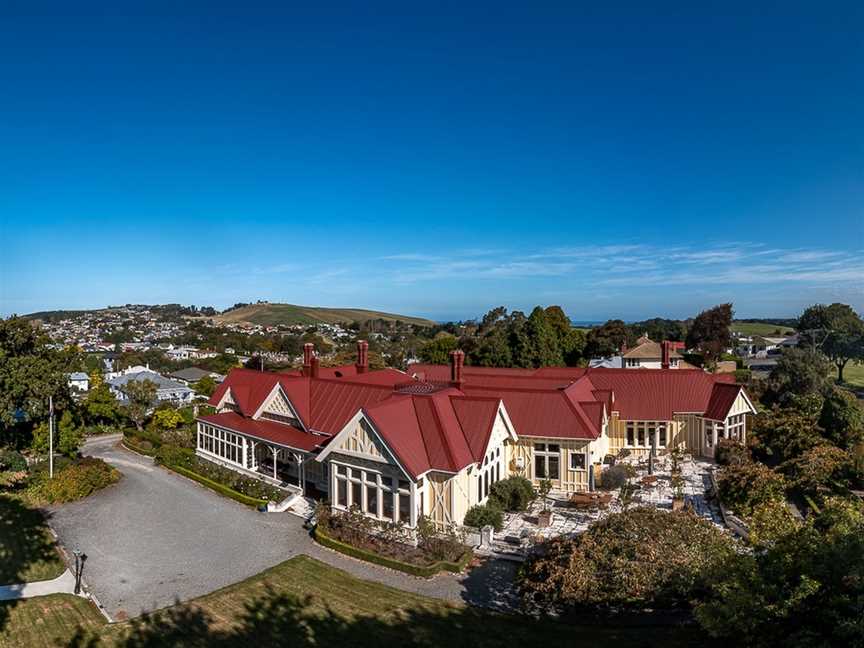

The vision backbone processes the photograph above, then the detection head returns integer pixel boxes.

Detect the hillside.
[213,303,436,327]
[731,321,796,337]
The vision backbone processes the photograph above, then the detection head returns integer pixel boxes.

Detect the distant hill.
[731,320,797,337]
[213,303,436,327]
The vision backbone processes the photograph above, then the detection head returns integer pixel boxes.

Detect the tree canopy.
[685,303,733,366]
[798,303,864,383]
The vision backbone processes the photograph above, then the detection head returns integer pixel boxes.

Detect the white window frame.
[569,450,587,471]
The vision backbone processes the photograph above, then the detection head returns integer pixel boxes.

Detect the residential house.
[68,372,90,392]
[620,336,691,369]
[108,368,195,404]
[194,341,755,529]
[169,367,226,386]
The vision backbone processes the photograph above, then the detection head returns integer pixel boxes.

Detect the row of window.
[625,422,668,448]
[333,464,412,523]
[533,443,587,480]
[260,411,302,427]
[198,424,244,465]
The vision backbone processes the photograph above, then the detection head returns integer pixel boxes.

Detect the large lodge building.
[196,341,755,528]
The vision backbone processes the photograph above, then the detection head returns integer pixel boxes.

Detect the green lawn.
[0,555,709,647]
[731,321,795,337]
[840,362,864,389]
[0,494,66,585]
[0,595,104,648]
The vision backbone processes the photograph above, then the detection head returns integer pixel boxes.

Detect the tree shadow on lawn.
[0,494,66,633]
[64,582,703,648]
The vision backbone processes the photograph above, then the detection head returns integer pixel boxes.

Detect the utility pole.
[48,395,54,479]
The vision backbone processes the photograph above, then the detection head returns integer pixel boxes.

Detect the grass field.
[0,595,104,648]
[731,321,796,337]
[841,362,864,388]
[214,303,436,327]
[0,556,707,647]
[0,494,66,585]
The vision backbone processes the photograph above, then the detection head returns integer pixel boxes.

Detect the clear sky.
[2,2,862,322]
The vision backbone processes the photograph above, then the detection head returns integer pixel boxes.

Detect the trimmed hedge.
[122,438,156,457]
[313,525,473,579]
[163,463,271,508]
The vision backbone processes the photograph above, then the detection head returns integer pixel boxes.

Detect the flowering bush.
[26,457,120,504]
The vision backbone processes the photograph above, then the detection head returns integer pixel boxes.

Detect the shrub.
[717,462,786,516]
[26,457,120,504]
[780,444,854,496]
[0,449,27,472]
[488,476,536,512]
[519,507,736,611]
[161,427,195,448]
[463,503,504,531]
[715,439,750,466]
[154,445,196,469]
[598,463,635,490]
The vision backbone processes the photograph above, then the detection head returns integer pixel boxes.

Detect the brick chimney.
[661,341,671,369]
[356,340,369,374]
[311,355,320,378]
[449,349,465,388]
[303,343,315,376]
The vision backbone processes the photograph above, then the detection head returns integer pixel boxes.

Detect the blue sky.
[1,2,862,322]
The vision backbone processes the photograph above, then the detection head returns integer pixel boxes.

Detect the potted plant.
[671,474,685,511]
[537,479,553,527]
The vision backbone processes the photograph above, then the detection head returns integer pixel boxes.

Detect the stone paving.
[493,455,723,553]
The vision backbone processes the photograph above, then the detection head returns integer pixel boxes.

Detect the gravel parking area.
[46,436,308,619]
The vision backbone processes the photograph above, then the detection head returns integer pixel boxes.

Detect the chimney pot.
[449,349,465,387]
[356,340,369,374]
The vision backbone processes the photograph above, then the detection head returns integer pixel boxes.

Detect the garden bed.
[161,463,272,509]
[313,525,472,578]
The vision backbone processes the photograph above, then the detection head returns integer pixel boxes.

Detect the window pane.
[351,482,362,509]
[548,444,560,453]
[398,479,410,491]
[398,492,410,522]
[366,485,378,515]
[571,453,585,470]
[637,426,645,446]
[658,425,667,447]
[535,443,546,452]
[337,479,346,506]
[535,455,546,478]
[627,424,635,446]
[383,491,394,520]
[548,455,560,480]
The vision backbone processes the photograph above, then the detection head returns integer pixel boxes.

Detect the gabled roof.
[703,383,752,421]
[622,340,683,359]
[360,391,509,479]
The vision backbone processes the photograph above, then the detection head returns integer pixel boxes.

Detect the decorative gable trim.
[252,383,307,431]
[316,410,413,481]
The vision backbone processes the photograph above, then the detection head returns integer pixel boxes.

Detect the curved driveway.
[47,436,517,619]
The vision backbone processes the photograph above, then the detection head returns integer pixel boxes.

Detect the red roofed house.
[195,341,755,529]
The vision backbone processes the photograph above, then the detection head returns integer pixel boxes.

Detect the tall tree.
[418,335,458,364]
[584,319,629,359]
[122,379,158,431]
[545,306,585,366]
[685,304,733,366]
[0,317,78,444]
[798,303,864,383]
[765,348,833,406]
[526,307,563,367]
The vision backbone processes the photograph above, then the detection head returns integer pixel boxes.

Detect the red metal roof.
[703,383,744,421]
[197,412,325,452]
[363,391,503,478]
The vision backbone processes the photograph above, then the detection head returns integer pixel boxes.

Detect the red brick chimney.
[661,341,671,369]
[311,355,320,378]
[449,349,465,388]
[356,340,369,374]
[303,343,315,376]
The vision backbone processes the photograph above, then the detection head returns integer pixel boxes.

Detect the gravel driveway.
[47,435,308,619]
[47,436,517,620]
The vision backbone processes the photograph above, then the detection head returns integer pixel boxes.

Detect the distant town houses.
[106,366,195,404]
[68,371,90,392]
[589,335,693,370]
[169,367,226,386]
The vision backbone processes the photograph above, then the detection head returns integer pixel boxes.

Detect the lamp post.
[72,549,82,594]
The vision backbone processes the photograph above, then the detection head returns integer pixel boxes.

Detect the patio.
[492,455,724,553]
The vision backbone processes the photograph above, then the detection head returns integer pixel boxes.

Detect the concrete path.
[0,570,77,601]
[47,436,517,620]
